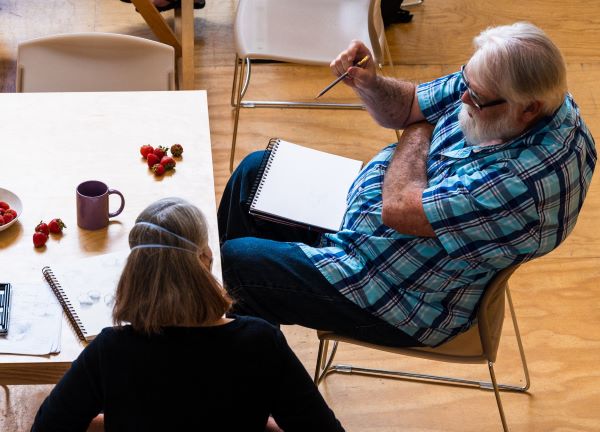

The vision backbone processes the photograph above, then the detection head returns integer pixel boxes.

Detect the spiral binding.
[42,266,88,342]
[246,137,280,210]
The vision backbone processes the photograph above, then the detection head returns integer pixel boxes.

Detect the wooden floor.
[1,1,599,431]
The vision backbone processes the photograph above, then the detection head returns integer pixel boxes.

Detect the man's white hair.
[469,22,567,114]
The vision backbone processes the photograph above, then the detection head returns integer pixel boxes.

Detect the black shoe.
[395,8,413,23]
[119,0,206,12]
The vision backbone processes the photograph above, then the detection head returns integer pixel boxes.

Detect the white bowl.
[0,188,23,232]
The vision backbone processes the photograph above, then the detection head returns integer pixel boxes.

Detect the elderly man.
[218,22,596,348]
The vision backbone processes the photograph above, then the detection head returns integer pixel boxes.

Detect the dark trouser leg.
[222,238,421,348]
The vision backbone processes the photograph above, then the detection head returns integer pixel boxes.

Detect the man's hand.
[382,122,436,237]
[330,40,377,91]
[331,41,425,129]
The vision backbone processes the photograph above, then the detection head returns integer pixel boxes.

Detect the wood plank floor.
[1,1,599,431]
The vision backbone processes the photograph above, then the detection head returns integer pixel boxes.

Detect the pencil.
[315,55,370,99]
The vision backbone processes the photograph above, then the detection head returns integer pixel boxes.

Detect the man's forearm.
[355,75,417,130]
[381,122,435,237]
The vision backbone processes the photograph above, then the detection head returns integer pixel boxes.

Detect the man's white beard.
[458,104,522,146]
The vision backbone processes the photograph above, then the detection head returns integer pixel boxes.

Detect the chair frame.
[228,0,396,172]
[314,267,531,431]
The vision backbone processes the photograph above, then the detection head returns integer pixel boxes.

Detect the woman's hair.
[113,197,231,334]
[469,22,567,114]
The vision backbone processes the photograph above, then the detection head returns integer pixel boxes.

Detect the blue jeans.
[218,151,421,347]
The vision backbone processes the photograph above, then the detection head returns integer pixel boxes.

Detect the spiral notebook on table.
[247,138,363,233]
[42,251,128,342]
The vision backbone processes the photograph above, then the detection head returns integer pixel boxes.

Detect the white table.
[0,90,219,384]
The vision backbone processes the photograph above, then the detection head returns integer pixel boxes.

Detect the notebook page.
[50,251,128,341]
[0,282,62,355]
[252,141,363,232]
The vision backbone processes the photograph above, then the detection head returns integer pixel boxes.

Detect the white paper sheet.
[0,282,62,355]
[250,140,363,232]
[46,251,128,341]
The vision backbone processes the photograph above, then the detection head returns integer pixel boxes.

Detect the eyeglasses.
[460,65,507,110]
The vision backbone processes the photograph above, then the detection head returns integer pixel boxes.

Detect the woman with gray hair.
[32,197,345,432]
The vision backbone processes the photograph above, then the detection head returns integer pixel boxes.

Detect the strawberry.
[160,156,176,171]
[170,144,183,157]
[147,153,161,168]
[2,212,14,223]
[153,146,168,159]
[35,221,50,235]
[48,218,66,234]
[152,163,165,176]
[140,144,154,159]
[0,215,4,226]
[33,231,48,248]
[0,201,9,211]
[5,209,17,218]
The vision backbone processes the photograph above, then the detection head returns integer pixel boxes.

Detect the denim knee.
[221,237,265,277]
[235,151,265,185]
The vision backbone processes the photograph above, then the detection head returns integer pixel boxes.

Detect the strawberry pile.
[33,218,66,248]
[0,201,18,226]
[140,144,184,177]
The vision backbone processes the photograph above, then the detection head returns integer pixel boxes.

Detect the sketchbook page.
[252,140,363,232]
[0,282,62,355]
[49,251,128,341]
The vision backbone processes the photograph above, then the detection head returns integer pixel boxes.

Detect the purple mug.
[76,180,125,230]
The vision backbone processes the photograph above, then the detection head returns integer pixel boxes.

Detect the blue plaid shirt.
[299,71,596,346]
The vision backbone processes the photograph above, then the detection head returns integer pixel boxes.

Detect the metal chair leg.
[1,384,10,411]
[314,340,339,385]
[316,342,523,431]
[320,340,330,369]
[230,54,240,107]
[230,57,247,172]
[488,361,510,432]
[240,58,251,100]
[314,339,326,383]
[506,286,531,391]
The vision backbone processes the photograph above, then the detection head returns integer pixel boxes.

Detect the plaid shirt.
[299,71,596,346]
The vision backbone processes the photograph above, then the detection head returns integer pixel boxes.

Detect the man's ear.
[520,100,544,124]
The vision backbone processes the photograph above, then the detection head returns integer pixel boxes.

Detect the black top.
[31,315,344,432]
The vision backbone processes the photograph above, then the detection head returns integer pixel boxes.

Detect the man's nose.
[461,91,477,109]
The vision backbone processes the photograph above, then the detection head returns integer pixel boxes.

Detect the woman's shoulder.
[90,325,136,346]
[226,315,285,345]
[228,314,279,334]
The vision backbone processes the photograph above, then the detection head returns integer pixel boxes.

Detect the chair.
[314,266,530,432]
[230,0,394,172]
[16,33,175,92]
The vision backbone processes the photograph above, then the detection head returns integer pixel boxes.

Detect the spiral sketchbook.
[247,139,363,233]
[42,251,128,342]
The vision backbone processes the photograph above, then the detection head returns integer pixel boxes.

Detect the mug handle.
[107,189,125,218]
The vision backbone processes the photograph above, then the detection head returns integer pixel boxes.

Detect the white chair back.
[17,33,175,92]
[234,0,385,65]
